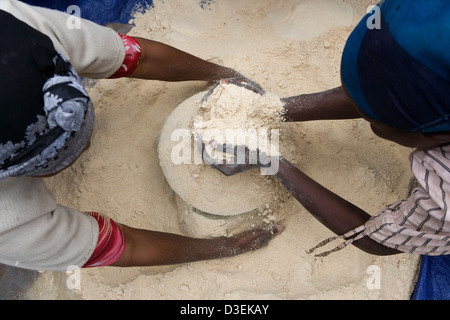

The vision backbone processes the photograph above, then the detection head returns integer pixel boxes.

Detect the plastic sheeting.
[412,255,450,300]
[20,0,154,25]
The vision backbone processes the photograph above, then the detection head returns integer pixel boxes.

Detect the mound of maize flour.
[158,90,287,216]
[193,82,285,160]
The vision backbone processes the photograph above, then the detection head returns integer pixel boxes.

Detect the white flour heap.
[30,0,421,300]
[193,82,285,159]
[158,87,286,217]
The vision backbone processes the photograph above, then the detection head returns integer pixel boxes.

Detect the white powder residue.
[267,0,356,41]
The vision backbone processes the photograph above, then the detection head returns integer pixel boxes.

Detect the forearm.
[274,157,399,255]
[111,224,280,267]
[111,226,221,266]
[282,86,361,122]
[130,37,242,81]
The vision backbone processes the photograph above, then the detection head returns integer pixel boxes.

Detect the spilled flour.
[267,0,355,41]
[28,0,421,299]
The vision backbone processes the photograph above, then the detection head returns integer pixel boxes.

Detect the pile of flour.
[193,82,285,159]
[158,89,286,216]
[30,0,421,300]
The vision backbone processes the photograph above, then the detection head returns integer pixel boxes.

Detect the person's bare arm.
[202,145,398,256]
[129,38,243,82]
[273,157,399,256]
[282,86,361,122]
[111,224,283,267]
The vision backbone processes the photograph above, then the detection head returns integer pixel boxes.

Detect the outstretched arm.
[201,144,398,256]
[111,224,283,267]
[273,157,399,256]
[282,86,361,122]
[129,38,243,82]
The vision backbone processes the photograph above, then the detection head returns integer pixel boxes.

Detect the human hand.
[113,223,283,267]
[217,224,284,257]
[201,77,265,103]
[199,139,276,176]
[224,77,265,95]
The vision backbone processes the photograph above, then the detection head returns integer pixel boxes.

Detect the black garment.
[0,10,91,174]
[0,10,57,145]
